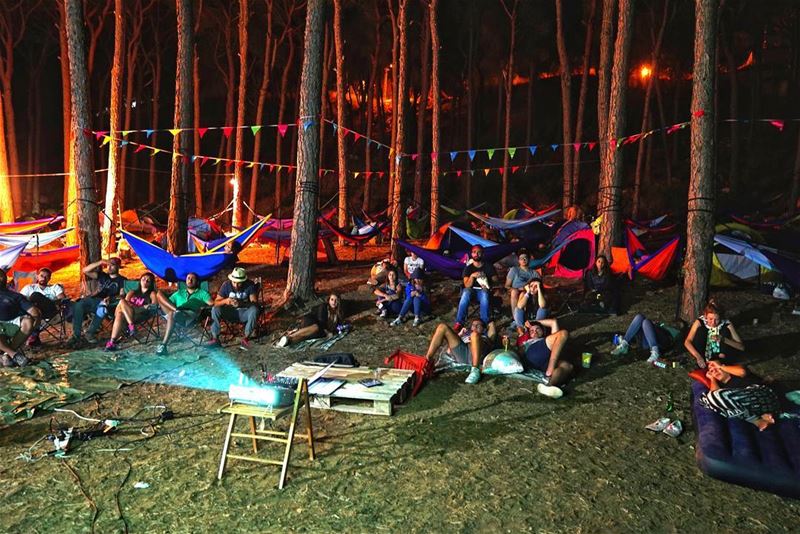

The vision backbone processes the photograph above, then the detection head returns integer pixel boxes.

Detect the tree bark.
[59,0,76,242]
[389,0,408,263]
[232,0,249,229]
[465,2,475,207]
[555,0,573,209]
[65,0,100,268]
[597,0,633,259]
[166,0,193,255]
[286,0,324,303]
[147,17,162,205]
[572,0,596,204]
[500,0,517,215]
[103,0,125,254]
[387,0,399,210]
[333,0,349,236]
[414,5,431,209]
[596,0,615,187]
[429,0,441,234]
[317,23,331,203]
[680,0,717,321]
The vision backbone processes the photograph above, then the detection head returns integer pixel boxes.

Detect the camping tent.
[548,221,595,278]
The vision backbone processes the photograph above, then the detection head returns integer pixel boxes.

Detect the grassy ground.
[2,243,800,533]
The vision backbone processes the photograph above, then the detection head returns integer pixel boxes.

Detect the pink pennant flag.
[134,144,147,153]
[588,142,597,151]
[430,152,438,160]
[692,109,705,118]
[353,132,362,142]
[511,166,520,174]
[200,156,209,166]
[456,170,462,177]
[95,131,108,140]
[411,154,418,161]
[198,127,209,139]
[666,125,681,135]
[573,143,581,152]
[269,164,275,172]
[770,120,785,132]
[277,124,289,137]
[222,127,234,138]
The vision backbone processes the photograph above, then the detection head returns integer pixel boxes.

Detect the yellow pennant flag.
[168,129,182,137]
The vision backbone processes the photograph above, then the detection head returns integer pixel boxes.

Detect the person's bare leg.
[545,330,569,378]
[288,324,322,344]
[162,311,175,344]
[117,300,134,326]
[469,331,483,367]
[19,316,35,337]
[424,323,461,360]
[110,307,127,340]
[548,360,574,387]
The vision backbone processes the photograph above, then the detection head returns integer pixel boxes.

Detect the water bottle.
[666,392,674,412]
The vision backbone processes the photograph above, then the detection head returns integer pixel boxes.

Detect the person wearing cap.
[206,267,259,350]
[453,244,498,331]
[67,257,127,348]
[391,270,430,327]
[0,268,40,367]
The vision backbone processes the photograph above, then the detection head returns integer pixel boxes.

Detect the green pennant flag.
[250,125,262,135]
[508,147,516,159]
[487,149,495,160]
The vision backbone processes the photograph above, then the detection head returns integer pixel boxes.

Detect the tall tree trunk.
[148,29,162,204]
[525,63,534,169]
[274,34,295,218]
[191,0,203,217]
[790,128,800,213]
[333,0,349,236]
[317,23,331,203]
[59,0,76,242]
[596,0,615,192]
[414,5,431,209]
[286,0,324,302]
[680,0,717,321]
[500,0,517,215]
[65,0,100,267]
[387,0,399,210]
[572,0,597,203]
[389,0,408,262]
[166,0,193,255]
[232,0,249,229]
[597,0,633,258]
[465,3,475,207]
[555,0,572,209]
[362,3,382,213]
[0,93,11,223]
[429,0,441,234]
[103,0,125,254]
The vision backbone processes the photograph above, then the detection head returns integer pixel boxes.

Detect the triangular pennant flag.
[431,152,438,160]
[508,147,516,159]
[134,144,147,153]
[303,120,314,130]
[354,172,360,179]
[120,140,129,147]
[353,132,362,142]
[101,136,112,146]
[483,168,491,176]
[529,145,537,156]
[121,130,132,137]
[411,154,418,161]
[191,155,198,162]
[250,125,262,135]
[247,162,256,168]
[172,152,181,161]
[226,160,235,168]
[511,165,520,173]
[364,171,372,178]
[331,123,337,133]
[213,158,221,166]
[450,151,458,162]
[145,129,154,139]
[259,163,266,170]
[269,164,275,172]
[277,124,289,137]
[151,148,161,156]
[222,126,234,138]
[770,120,785,132]
[692,109,705,118]
[468,150,476,161]
[573,143,581,152]
[198,127,209,138]
[551,144,559,152]
[95,131,108,140]
[168,128,181,137]
[378,172,385,178]
[588,142,597,151]
[201,156,209,166]
[456,170,462,177]
[487,149,495,160]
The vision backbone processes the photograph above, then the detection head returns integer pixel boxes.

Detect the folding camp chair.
[157,280,212,347]
[206,277,270,345]
[13,271,71,346]
[117,280,162,345]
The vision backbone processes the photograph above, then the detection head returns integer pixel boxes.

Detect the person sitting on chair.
[373,268,403,319]
[513,279,548,334]
[505,249,541,324]
[157,272,214,355]
[516,318,572,399]
[68,257,127,347]
[582,254,620,314]
[454,245,498,331]
[391,270,430,327]
[423,318,497,385]
[684,299,744,369]
[0,269,40,367]
[206,267,259,350]
[276,293,349,348]
[105,272,167,351]
[20,267,69,347]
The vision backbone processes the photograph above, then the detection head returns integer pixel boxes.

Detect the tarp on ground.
[0,216,64,235]
[123,230,235,282]
[13,245,79,274]
[467,208,561,231]
[0,228,72,250]
[548,224,595,278]
[0,365,91,427]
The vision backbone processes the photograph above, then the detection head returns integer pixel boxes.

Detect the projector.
[228,384,295,407]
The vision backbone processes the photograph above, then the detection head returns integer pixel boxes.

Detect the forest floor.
[2,242,800,533]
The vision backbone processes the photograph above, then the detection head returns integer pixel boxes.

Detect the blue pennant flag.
[120,140,129,147]
[468,150,476,161]
[529,145,537,156]
[450,151,458,162]
[145,129,154,139]
[303,120,314,130]
[551,144,559,152]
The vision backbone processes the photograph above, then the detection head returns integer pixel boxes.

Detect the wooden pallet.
[277,363,416,416]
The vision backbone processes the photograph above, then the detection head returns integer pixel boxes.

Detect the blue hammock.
[123,230,235,282]
[192,216,271,253]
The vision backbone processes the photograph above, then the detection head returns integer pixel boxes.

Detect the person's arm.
[123,290,135,303]
[248,284,258,304]
[684,320,706,368]
[538,317,560,334]
[723,324,745,351]
[82,260,105,279]
[516,290,530,310]
[54,284,67,301]
[534,281,546,309]
[486,321,497,341]
[504,268,515,290]
[462,266,477,288]
[718,362,747,378]
[213,284,230,306]
[373,286,390,300]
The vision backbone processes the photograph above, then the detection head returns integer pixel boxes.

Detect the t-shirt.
[91,272,128,299]
[720,373,759,389]
[404,256,425,276]
[21,283,65,301]
[505,266,540,289]
[0,289,33,321]
[462,261,497,289]
[217,280,257,306]
[128,288,153,308]
[170,287,213,313]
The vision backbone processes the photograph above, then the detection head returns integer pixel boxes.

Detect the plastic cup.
[581,352,592,368]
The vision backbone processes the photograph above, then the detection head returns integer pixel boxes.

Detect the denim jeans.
[624,313,658,349]
[211,305,259,338]
[455,287,490,324]
[399,295,430,318]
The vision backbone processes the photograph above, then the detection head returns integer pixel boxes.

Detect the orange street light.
[639,64,652,80]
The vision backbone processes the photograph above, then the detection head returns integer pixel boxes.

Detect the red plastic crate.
[384,349,433,398]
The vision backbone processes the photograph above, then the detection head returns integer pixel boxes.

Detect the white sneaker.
[276,335,289,348]
[390,318,402,327]
[647,347,661,363]
[412,316,421,327]
[465,367,481,384]
[380,309,388,318]
[610,339,629,356]
[536,383,564,399]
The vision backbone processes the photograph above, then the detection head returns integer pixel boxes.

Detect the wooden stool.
[217,378,316,489]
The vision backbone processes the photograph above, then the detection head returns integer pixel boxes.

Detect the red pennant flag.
[457,170,462,177]
[588,142,597,151]
[134,144,147,153]
[692,109,705,118]
[770,120,785,132]
[222,126,234,138]
[666,125,681,134]
[378,172,384,178]
[511,166,520,174]
[364,171,372,178]
[269,164,275,172]
[610,139,616,152]
[198,127,209,139]
[431,152,438,160]
[411,154,418,161]
[278,124,289,137]
[200,156,209,166]
[226,160,235,168]
[95,131,108,140]
[573,143,581,152]
[353,132,362,142]
[236,161,246,168]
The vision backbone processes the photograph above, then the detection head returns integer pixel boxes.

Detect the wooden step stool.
[217,378,316,489]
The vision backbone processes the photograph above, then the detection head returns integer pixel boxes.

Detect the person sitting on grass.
[513,279,548,333]
[156,272,214,355]
[516,318,572,399]
[105,272,167,351]
[611,313,679,366]
[582,254,621,314]
[276,293,350,348]
[454,245,499,331]
[391,270,430,327]
[505,249,541,324]
[373,268,403,319]
[701,360,780,431]
[684,299,744,368]
[0,269,40,367]
[68,257,127,347]
[403,250,425,281]
[206,267,260,350]
[423,318,498,385]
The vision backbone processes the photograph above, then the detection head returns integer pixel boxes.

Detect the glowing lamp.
[639,65,652,80]
[228,384,293,407]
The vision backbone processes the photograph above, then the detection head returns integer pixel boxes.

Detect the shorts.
[448,341,472,365]
[523,339,551,372]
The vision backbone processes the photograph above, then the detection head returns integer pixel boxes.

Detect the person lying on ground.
[505,249,541,322]
[68,257,127,347]
[156,272,214,355]
[514,279,548,333]
[454,245,500,331]
[423,318,498,385]
[276,293,350,348]
[391,270,431,327]
[516,318,572,399]
[373,268,403,319]
[403,250,425,281]
[701,360,780,431]
[0,269,40,367]
[611,313,679,365]
[105,272,170,351]
[20,267,70,348]
[684,299,744,368]
[582,254,621,314]
[206,267,260,350]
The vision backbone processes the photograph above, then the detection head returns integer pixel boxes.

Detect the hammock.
[262,206,337,230]
[424,224,498,253]
[319,217,387,245]
[14,245,80,274]
[397,240,526,280]
[625,215,677,236]
[468,208,561,231]
[0,228,72,250]
[204,215,272,253]
[0,216,64,235]
[0,242,29,270]
[122,230,235,282]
